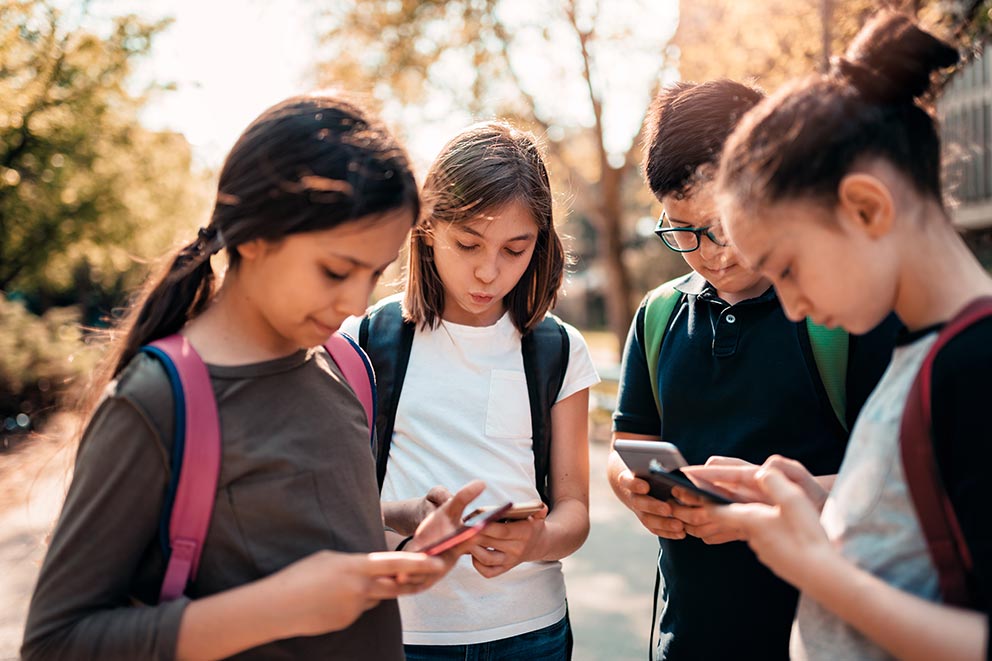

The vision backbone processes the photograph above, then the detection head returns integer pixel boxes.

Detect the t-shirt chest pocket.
[485,369,532,439]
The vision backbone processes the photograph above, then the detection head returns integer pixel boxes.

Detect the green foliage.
[0,0,209,301]
[0,296,96,425]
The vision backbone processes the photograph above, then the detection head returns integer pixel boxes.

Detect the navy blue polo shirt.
[613,272,899,660]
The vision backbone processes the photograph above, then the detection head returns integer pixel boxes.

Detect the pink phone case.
[421,502,513,556]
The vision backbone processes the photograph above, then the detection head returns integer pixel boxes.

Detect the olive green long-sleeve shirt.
[22,347,402,660]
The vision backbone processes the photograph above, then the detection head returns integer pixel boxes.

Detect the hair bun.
[835,10,959,104]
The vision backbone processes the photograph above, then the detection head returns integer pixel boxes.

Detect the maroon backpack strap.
[900,296,992,607]
[147,334,222,603]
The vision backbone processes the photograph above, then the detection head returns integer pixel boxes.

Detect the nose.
[777,283,810,322]
[336,278,374,318]
[475,253,498,285]
[698,236,723,262]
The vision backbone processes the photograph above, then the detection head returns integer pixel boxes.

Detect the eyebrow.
[327,252,397,272]
[753,253,770,271]
[457,225,535,242]
[665,213,719,228]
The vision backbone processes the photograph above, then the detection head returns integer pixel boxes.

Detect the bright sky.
[98,0,679,171]
[119,0,321,169]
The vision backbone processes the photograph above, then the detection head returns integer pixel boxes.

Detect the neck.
[183,272,300,365]
[893,208,992,331]
[718,278,772,306]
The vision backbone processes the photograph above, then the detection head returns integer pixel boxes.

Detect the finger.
[425,485,454,506]
[365,552,446,577]
[618,471,650,495]
[469,545,506,567]
[530,505,549,520]
[629,494,675,517]
[669,501,712,526]
[670,487,709,507]
[755,468,818,521]
[639,513,686,537]
[704,456,753,467]
[447,480,486,513]
[681,465,758,486]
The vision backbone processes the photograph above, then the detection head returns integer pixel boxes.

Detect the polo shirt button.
[726,314,737,324]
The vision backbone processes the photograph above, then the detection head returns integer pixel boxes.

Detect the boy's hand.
[667,487,745,544]
[469,506,548,578]
[615,468,686,539]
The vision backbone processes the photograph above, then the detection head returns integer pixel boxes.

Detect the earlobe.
[237,239,262,261]
[837,173,894,239]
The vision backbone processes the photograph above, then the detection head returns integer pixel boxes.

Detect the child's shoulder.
[109,351,177,440]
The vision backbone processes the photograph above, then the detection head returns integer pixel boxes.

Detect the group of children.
[19,9,990,661]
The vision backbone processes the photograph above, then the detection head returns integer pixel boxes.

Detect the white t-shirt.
[791,331,940,660]
[343,300,599,645]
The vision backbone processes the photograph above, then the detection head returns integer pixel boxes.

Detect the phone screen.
[419,502,513,556]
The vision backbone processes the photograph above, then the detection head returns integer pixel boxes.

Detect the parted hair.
[403,121,565,334]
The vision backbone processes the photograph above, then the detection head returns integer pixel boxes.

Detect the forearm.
[800,553,987,660]
[533,497,589,562]
[176,576,295,660]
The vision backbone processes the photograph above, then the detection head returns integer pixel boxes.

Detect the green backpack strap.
[805,319,849,431]
[643,278,685,417]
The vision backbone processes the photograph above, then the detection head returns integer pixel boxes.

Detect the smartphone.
[419,502,513,556]
[463,499,545,523]
[614,439,733,505]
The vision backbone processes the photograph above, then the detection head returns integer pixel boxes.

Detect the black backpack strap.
[358,300,415,491]
[522,314,570,506]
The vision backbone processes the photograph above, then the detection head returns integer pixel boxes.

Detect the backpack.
[899,296,992,608]
[640,276,850,430]
[358,299,569,506]
[139,332,376,603]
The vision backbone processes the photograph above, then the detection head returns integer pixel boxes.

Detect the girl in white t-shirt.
[345,121,598,659]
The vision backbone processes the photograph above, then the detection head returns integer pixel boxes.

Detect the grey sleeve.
[21,395,189,661]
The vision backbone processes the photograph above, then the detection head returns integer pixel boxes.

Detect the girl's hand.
[406,480,486,563]
[682,454,829,511]
[267,550,447,638]
[468,505,549,578]
[703,467,838,588]
[614,468,686,539]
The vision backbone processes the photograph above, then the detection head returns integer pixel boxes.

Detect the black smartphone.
[614,439,734,505]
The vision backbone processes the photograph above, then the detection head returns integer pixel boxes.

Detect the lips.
[310,317,339,336]
[470,293,494,304]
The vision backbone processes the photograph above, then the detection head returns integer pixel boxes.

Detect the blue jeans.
[403,614,572,661]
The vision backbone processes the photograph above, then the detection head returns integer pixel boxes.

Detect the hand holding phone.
[418,502,513,556]
[614,439,734,505]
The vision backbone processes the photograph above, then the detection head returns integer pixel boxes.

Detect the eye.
[779,265,792,280]
[323,267,348,281]
[505,247,525,257]
[456,242,479,252]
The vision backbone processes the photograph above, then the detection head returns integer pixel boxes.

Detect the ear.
[836,173,894,239]
[236,238,265,261]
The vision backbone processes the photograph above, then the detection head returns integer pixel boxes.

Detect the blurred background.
[3,0,992,658]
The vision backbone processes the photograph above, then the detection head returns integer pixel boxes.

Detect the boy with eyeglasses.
[607,80,899,660]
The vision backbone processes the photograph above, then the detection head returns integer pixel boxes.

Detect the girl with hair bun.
[680,11,991,660]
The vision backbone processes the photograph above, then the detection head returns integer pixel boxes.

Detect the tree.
[0,0,209,302]
[318,0,679,348]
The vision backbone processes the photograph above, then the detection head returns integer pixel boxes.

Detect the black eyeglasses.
[654,211,730,253]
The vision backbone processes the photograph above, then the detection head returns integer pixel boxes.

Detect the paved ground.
[0,432,657,660]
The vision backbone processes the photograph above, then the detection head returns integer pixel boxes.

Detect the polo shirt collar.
[673,270,777,305]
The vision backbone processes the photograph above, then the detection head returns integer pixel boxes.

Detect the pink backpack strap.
[324,332,376,446]
[900,296,992,607]
[146,334,221,603]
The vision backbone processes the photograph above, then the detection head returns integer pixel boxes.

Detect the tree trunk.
[598,163,634,351]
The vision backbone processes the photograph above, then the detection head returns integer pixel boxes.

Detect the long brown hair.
[403,121,565,333]
[85,94,418,414]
